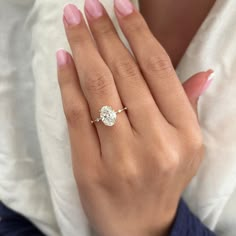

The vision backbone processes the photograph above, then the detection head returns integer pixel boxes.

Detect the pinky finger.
[56,49,101,175]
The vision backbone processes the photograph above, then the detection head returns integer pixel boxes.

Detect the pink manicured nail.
[56,49,69,67]
[85,0,103,19]
[200,71,215,95]
[64,4,81,25]
[114,0,134,16]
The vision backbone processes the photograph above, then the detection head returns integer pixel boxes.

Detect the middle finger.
[114,0,197,129]
[83,0,168,131]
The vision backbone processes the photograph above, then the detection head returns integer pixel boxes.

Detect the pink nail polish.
[200,71,215,95]
[114,0,134,16]
[56,49,69,67]
[63,16,69,28]
[64,4,81,25]
[85,0,103,19]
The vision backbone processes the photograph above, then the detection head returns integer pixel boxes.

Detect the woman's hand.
[56,1,214,236]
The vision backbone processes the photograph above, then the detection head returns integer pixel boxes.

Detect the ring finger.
[63,4,131,145]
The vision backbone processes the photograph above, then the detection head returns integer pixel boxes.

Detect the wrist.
[107,210,177,236]
[144,200,179,236]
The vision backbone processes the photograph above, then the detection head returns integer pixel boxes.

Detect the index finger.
[114,0,197,128]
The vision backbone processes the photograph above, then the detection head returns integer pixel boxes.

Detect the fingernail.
[56,49,69,67]
[64,4,81,25]
[85,0,103,19]
[201,71,215,95]
[114,0,134,16]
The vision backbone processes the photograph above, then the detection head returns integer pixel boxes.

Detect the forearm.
[139,0,215,67]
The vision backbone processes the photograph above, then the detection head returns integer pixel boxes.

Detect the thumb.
[182,69,215,116]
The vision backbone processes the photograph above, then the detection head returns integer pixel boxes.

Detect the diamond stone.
[100,106,117,126]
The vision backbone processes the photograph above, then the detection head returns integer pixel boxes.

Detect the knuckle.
[158,149,180,174]
[58,69,70,87]
[58,70,75,89]
[93,22,115,37]
[75,166,103,189]
[118,159,140,186]
[144,55,173,76]
[67,26,89,45]
[188,133,204,154]
[161,158,179,175]
[182,132,205,172]
[125,17,146,34]
[122,170,140,187]
[183,127,204,155]
[65,102,87,125]
[84,71,113,95]
[113,59,139,81]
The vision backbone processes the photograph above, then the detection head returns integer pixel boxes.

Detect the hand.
[56,1,213,236]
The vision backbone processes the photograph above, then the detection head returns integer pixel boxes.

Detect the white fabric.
[0,0,235,236]
[178,1,236,235]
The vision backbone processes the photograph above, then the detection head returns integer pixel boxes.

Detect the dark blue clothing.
[0,200,216,236]
[170,199,216,236]
[0,202,44,236]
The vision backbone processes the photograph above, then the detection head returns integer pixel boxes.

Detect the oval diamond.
[100,106,117,126]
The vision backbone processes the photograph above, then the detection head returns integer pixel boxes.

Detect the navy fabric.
[170,199,216,236]
[0,202,45,236]
[0,200,216,236]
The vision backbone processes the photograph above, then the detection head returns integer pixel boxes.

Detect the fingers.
[83,0,167,131]
[183,70,214,115]
[56,49,100,169]
[114,0,197,128]
[63,4,132,143]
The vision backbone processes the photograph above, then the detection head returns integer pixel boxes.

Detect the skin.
[57,1,214,235]
[139,0,216,67]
